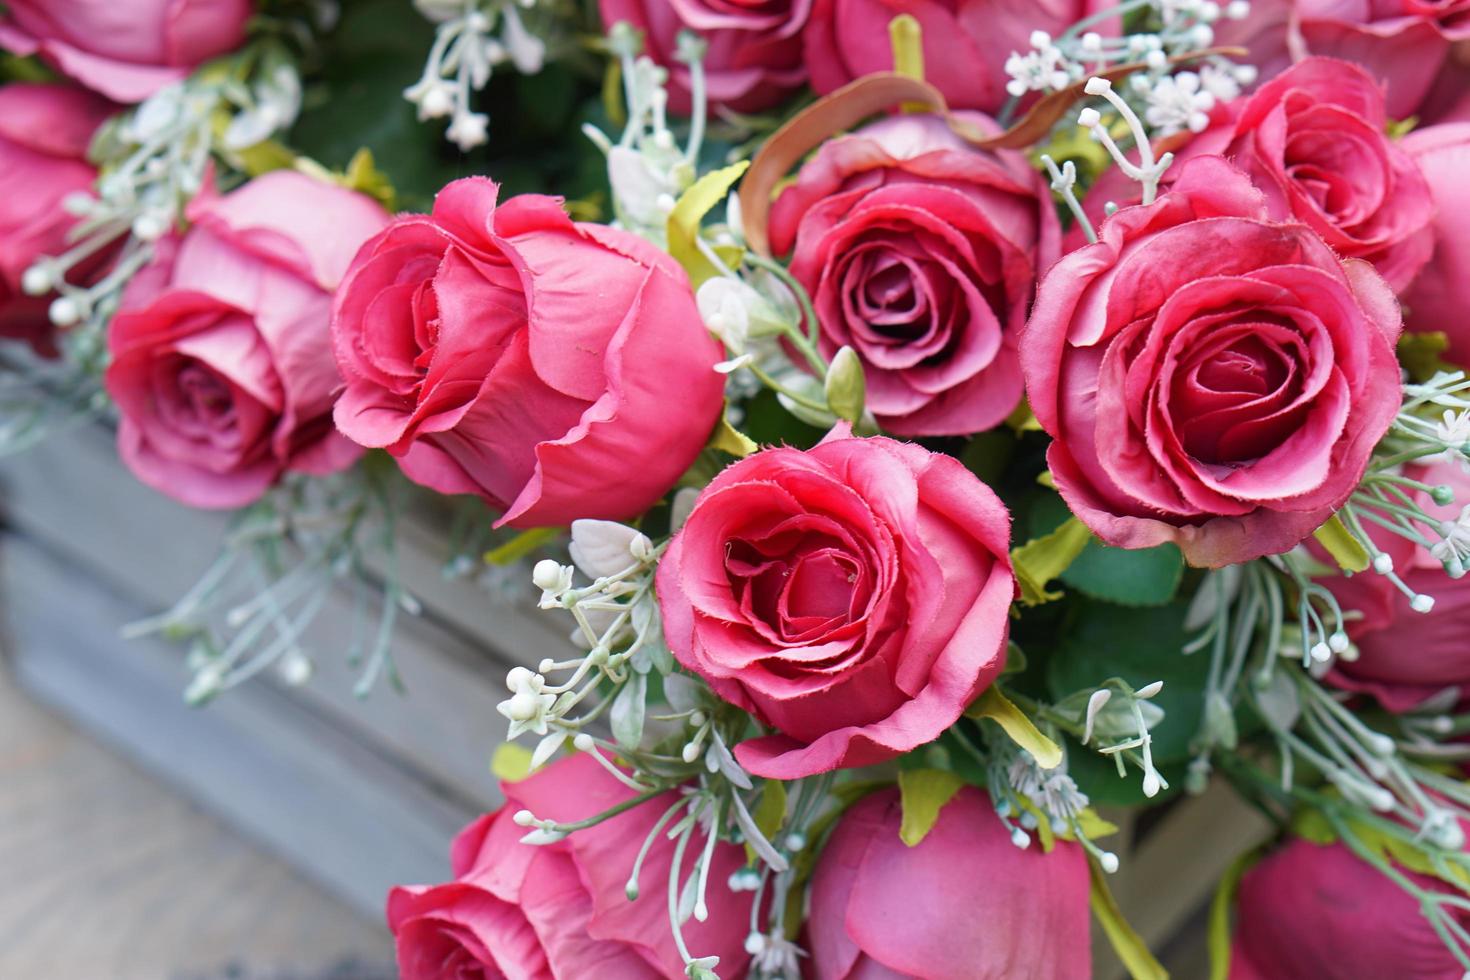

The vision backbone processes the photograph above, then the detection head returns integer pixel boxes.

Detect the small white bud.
[785,832,806,852]
[278,653,313,686]
[690,710,707,727]
[1310,642,1332,663]
[532,559,565,592]
[131,211,168,242]
[1136,680,1164,699]
[1328,632,1350,654]
[1226,0,1251,19]
[48,296,81,327]
[513,809,537,826]
[1029,30,1052,49]
[1084,77,1112,96]
[1145,49,1168,71]
[507,665,537,692]
[1099,851,1120,874]
[682,742,701,764]
[21,264,52,296]
[506,689,543,721]
[420,85,454,118]
[573,732,595,752]
[1009,826,1031,849]
[1078,107,1102,128]
[744,933,766,955]
[1142,769,1161,797]
[1412,594,1436,614]
[1080,32,1103,55]
[1373,553,1394,574]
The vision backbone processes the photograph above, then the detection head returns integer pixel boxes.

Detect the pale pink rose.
[803,0,1113,114]
[388,754,754,979]
[0,83,113,356]
[1022,156,1403,568]
[657,425,1016,778]
[1323,460,1470,712]
[599,0,811,113]
[769,112,1060,436]
[807,787,1091,980]
[105,170,389,509]
[1082,58,1436,292]
[1402,123,1470,365]
[330,178,726,529]
[1230,833,1470,979]
[0,0,252,103]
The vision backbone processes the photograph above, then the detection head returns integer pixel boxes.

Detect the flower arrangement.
[5,0,1470,977]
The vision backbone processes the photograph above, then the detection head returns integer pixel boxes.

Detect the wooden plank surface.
[0,660,394,979]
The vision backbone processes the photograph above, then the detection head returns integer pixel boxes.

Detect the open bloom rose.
[769,113,1058,436]
[1022,156,1403,568]
[598,0,810,114]
[0,83,112,356]
[105,171,389,509]
[803,0,1107,114]
[1083,59,1434,291]
[658,425,1015,779]
[1322,460,1470,712]
[388,754,754,979]
[1216,0,1470,121]
[1402,123,1470,364]
[332,178,725,529]
[0,0,252,103]
[1230,834,1470,979]
[807,786,1091,980]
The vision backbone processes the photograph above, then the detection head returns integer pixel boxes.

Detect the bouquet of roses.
[5,0,1470,976]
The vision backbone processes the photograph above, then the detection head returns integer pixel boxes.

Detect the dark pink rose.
[1402,123,1470,365]
[0,83,112,357]
[807,787,1091,980]
[803,0,1110,114]
[1323,460,1470,712]
[768,113,1059,436]
[657,425,1015,778]
[387,754,754,979]
[331,178,725,529]
[1085,58,1435,292]
[599,0,810,113]
[1230,834,1469,980]
[105,171,389,509]
[1022,156,1403,568]
[0,0,252,103]
[1216,0,1470,120]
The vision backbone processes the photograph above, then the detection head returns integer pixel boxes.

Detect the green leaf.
[1313,515,1370,574]
[667,161,750,287]
[744,779,789,864]
[708,412,759,458]
[1397,331,1454,381]
[1011,516,1093,606]
[484,526,562,565]
[610,672,648,748]
[898,769,965,846]
[1030,493,1183,607]
[966,686,1063,769]
[1208,849,1260,980]
[491,743,533,782]
[1090,860,1169,980]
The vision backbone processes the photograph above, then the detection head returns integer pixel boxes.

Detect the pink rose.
[598,0,810,113]
[1230,834,1469,980]
[1216,0,1470,120]
[1323,460,1470,711]
[807,787,1091,980]
[387,754,754,979]
[803,0,1109,114]
[105,170,389,509]
[0,0,252,103]
[1144,58,1434,292]
[1022,156,1403,568]
[657,425,1016,779]
[0,83,112,357]
[331,178,725,529]
[768,113,1059,436]
[1402,123,1470,365]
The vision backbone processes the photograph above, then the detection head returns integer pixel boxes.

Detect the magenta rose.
[657,425,1016,779]
[0,83,112,357]
[803,0,1109,114]
[807,787,1091,980]
[1022,156,1403,568]
[598,0,810,113]
[1322,460,1470,712]
[105,171,389,509]
[1402,123,1470,365]
[768,113,1059,436]
[1230,834,1470,980]
[0,0,252,103]
[388,754,754,979]
[331,178,725,529]
[1216,0,1470,120]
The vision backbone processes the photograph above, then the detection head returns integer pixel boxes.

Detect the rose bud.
[1023,156,1402,568]
[0,0,252,103]
[658,424,1016,778]
[105,170,390,509]
[330,177,726,529]
[807,786,1091,980]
